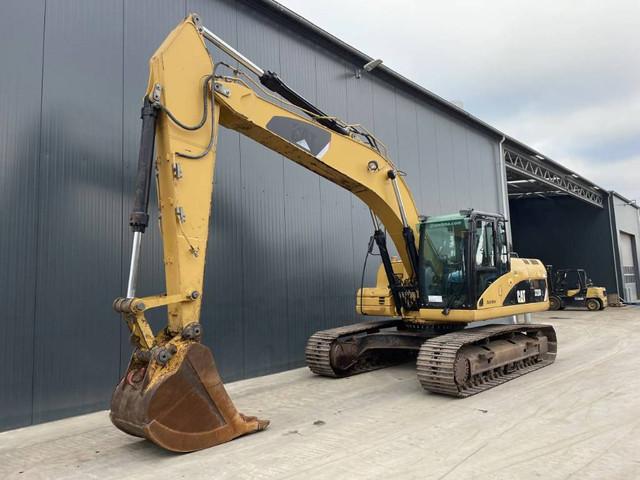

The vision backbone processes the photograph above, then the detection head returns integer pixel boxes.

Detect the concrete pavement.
[1,308,639,479]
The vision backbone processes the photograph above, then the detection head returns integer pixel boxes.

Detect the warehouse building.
[1,0,638,431]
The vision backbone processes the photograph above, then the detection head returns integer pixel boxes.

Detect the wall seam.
[231,0,248,378]
[276,25,291,367]
[393,88,400,168]
[344,62,358,319]
[345,63,358,313]
[412,103,423,208]
[30,0,48,426]
[449,122,456,211]
[118,0,125,383]
[463,129,472,208]
[434,114,442,212]
[313,49,327,330]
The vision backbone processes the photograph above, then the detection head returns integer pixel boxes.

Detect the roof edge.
[610,190,639,209]
[245,0,504,138]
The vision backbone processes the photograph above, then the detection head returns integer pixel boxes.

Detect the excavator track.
[306,319,410,377]
[417,323,557,397]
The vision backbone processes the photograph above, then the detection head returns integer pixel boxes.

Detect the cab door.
[473,218,498,301]
[496,220,510,277]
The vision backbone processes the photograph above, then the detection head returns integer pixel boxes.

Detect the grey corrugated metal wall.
[0,0,503,431]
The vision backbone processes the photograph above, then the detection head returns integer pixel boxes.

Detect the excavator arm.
[111,14,421,452]
[118,15,426,347]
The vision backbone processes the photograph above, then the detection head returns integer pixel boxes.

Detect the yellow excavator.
[111,14,556,452]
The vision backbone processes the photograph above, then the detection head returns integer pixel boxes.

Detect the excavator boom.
[111,13,419,453]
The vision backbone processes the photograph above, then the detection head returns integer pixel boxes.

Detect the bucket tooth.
[110,343,268,452]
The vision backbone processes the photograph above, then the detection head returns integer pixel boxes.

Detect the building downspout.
[497,136,519,324]
[498,136,511,242]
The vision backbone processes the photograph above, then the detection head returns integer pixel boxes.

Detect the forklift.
[546,266,607,311]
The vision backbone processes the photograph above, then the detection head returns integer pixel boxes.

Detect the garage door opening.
[503,146,618,297]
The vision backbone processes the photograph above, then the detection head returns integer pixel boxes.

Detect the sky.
[278,0,640,201]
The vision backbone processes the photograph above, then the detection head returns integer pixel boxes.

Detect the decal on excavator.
[503,279,548,306]
[266,116,331,158]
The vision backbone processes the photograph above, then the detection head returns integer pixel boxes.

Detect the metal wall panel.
[0,0,505,430]
[32,0,124,423]
[371,80,398,260]
[434,118,457,213]
[345,73,379,288]
[467,131,502,212]
[451,122,473,209]
[315,54,358,329]
[236,9,291,377]
[371,80,398,161]
[0,0,45,430]
[279,35,327,365]
[416,108,442,213]
[416,112,501,217]
[395,91,422,208]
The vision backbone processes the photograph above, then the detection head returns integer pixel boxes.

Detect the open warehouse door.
[502,145,621,307]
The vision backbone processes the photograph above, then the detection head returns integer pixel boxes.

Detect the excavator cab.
[418,210,509,311]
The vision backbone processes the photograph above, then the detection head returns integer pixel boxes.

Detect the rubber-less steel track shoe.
[417,323,557,397]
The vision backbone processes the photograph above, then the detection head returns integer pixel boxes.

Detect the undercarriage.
[306,320,557,397]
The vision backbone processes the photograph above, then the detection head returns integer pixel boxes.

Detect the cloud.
[494,93,640,161]
[563,155,640,201]
[278,0,640,200]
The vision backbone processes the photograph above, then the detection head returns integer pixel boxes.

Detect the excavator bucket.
[110,343,268,453]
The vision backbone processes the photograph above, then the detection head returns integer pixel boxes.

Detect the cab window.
[497,221,509,274]
[560,271,581,290]
[475,220,495,268]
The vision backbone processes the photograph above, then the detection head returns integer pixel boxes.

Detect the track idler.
[111,338,268,452]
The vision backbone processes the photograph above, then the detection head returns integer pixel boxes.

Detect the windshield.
[418,217,469,308]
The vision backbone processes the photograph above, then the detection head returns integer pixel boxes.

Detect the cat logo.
[516,290,526,304]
